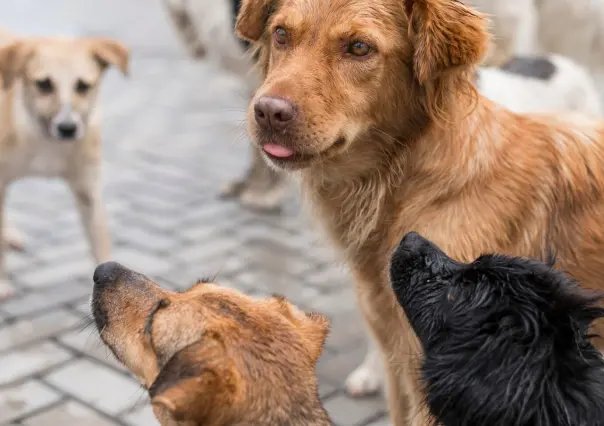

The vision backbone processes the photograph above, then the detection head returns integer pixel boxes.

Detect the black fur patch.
[390,232,604,426]
[230,0,250,50]
[500,56,557,80]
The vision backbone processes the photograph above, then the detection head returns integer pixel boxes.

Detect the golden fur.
[92,262,331,426]
[235,0,604,424]
[0,33,128,299]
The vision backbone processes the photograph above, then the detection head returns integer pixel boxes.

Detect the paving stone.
[317,346,371,386]
[57,330,127,373]
[0,381,61,424]
[324,394,386,426]
[0,342,72,385]
[114,225,181,253]
[0,309,81,352]
[122,404,160,426]
[23,400,119,426]
[35,240,89,264]
[0,283,90,317]
[44,359,142,415]
[111,247,173,277]
[18,259,94,289]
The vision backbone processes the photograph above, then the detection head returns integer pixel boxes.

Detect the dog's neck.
[262,398,333,426]
[300,93,507,257]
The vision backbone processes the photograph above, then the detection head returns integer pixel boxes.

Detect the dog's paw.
[219,180,247,199]
[4,227,25,251]
[189,43,207,59]
[239,189,285,213]
[0,279,15,301]
[345,363,383,397]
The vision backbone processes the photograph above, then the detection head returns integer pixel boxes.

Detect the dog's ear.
[87,38,129,76]
[149,338,242,424]
[404,0,489,84]
[269,295,330,363]
[236,0,275,42]
[0,41,35,89]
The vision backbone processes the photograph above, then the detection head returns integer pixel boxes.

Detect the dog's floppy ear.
[149,337,242,424]
[0,41,35,89]
[405,0,489,84]
[236,0,275,42]
[87,38,129,76]
[269,295,330,363]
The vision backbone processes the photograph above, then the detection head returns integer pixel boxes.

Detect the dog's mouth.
[260,137,348,170]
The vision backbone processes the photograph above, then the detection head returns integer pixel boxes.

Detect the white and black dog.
[390,232,604,426]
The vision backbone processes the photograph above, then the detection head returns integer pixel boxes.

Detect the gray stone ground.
[0,0,389,425]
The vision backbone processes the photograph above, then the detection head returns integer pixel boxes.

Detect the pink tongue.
[263,144,294,158]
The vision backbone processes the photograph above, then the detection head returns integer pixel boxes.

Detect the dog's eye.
[35,78,53,94]
[447,292,455,303]
[75,79,91,94]
[347,41,372,57]
[274,27,288,45]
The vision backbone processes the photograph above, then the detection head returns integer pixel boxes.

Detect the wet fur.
[390,232,604,426]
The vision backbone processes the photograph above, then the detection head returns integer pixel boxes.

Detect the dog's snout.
[401,232,430,252]
[93,261,125,288]
[254,96,296,131]
[56,122,78,139]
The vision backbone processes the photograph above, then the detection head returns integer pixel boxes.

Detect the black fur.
[230,0,250,49]
[500,56,557,80]
[390,232,604,426]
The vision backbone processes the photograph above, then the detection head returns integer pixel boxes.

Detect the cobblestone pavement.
[0,0,388,425]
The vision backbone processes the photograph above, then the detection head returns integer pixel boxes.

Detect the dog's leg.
[4,223,24,251]
[221,146,289,212]
[345,336,385,397]
[164,1,207,59]
[67,174,111,265]
[0,185,14,300]
[239,159,290,212]
[354,274,432,426]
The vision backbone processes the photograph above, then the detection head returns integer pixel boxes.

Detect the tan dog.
[91,261,331,426]
[235,0,604,424]
[0,33,129,299]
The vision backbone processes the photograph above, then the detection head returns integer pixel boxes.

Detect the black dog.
[390,232,604,426]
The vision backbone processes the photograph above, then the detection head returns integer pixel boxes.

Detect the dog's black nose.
[254,96,296,131]
[93,261,124,287]
[400,232,430,252]
[57,122,77,139]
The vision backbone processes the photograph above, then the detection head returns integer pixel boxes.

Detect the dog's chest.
[13,141,75,179]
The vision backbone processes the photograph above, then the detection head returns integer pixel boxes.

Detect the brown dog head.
[91,262,330,426]
[237,0,489,171]
[0,36,128,141]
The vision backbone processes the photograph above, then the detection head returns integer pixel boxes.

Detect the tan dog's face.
[92,262,329,426]
[0,37,128,141]
[237,0,488,170]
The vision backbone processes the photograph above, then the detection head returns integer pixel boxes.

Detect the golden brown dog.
[0,33,128,299]
[235,0,604,424]
[92,261,331,426]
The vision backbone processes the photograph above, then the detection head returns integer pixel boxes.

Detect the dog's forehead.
[275,0,404,46]
[26,40,101,81]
